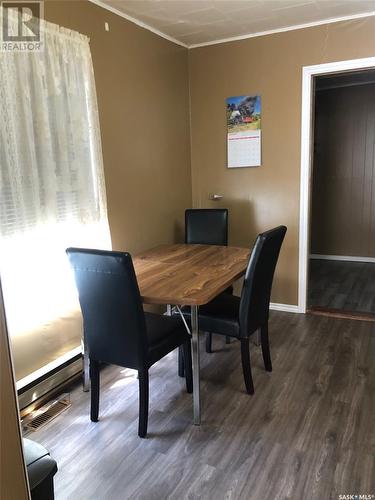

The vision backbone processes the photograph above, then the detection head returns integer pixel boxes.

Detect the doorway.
[308,69,375,317]
[298,57,375,315]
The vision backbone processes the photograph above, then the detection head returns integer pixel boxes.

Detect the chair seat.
[145,312,190,366]
[181,293,241,338]
[23,438,58,493]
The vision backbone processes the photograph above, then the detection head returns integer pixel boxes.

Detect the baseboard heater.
[18,348,82,411]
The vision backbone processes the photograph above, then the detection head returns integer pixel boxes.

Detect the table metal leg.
[191,305,201,425]
[82,334,90,392]
[166,305,181,375]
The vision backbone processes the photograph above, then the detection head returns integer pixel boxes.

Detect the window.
[0,19,111,384]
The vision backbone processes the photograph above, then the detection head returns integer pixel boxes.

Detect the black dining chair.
[185,208,229,246]
[186,208,233,351]
[66,248,193,438]
[178,209,232,376]
[181,226,287,394]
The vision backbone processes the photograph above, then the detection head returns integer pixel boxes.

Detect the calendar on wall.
[226,95,261,168]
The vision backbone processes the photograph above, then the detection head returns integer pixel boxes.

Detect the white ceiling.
[99,0,375,47]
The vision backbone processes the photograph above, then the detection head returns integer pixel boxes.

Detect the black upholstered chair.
[185,208,229,246]
[24,438,57,500]
[66,248,193,438]
[182,226,287,394]
[177,209,231,375]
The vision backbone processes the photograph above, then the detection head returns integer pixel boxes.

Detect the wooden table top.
[133,244,250,306]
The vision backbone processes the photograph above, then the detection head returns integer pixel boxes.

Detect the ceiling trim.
[189,10,375,48]
[89,0,375,50]
[88,0,188,48]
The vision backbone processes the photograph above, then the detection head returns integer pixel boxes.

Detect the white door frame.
[298,56,375,313]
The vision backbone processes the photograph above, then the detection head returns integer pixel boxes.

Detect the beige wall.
[311,84,375,258]
[189,17,375,305]
[0,285,29,500]
[45,1,192,256]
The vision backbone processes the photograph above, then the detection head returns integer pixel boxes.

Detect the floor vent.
[23,394,71,432]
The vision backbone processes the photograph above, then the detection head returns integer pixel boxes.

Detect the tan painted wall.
[45,1,192,256]
[311,84,375,258]
[0,284,30,500]
[189,17,375,305]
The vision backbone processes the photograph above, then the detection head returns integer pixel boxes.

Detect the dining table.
[132,243,250,425]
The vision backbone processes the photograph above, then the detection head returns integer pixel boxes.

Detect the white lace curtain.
[0,19,111,381]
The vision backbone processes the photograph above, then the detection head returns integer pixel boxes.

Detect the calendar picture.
[227,95,261,168]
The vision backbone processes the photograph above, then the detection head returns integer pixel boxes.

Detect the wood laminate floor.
[308,259,375,314]
[31,312,375,500]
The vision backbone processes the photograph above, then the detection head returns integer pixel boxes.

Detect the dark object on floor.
[181,225,287,394]
[24,438,57,500]
[66,248,193,438]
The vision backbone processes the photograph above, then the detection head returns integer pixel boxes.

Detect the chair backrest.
[66,248,147,369]
[185,209,228,246]
[239,226,287,336]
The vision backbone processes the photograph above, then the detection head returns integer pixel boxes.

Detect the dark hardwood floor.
[308,259,375,314]
[30,312,375,500]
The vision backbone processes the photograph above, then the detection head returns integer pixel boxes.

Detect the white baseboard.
[269,302,300,313]
[18,356,82,410]
[16,346,82,391]
[310,254,375,264]
[17,346,82,410]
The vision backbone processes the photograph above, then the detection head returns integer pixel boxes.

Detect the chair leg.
[260,323,272,372]
[138,369,149,438]
[178,346,185,377]
[182,340,193,393]
[205,332,212,353]
[240,339,254,395]
[225,336,231,344]
[89,359,100,422]
[254,329,261,346]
